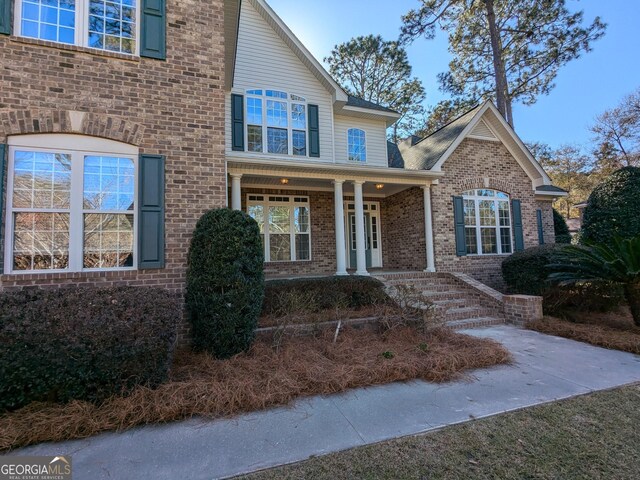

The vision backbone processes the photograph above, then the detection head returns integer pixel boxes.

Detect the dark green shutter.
[512,199,524,252]
[138,154,165,269]
[453,196,467,256]
[0,144,6,247]
[536,209,544,245]
[308,104,320,157]
[231,94,244,151]
[0,0,11,35]
[140,0,166,59]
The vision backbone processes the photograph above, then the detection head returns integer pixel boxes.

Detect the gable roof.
[393,101,555,188]
[226,0,398,119]
[396,105,481,170]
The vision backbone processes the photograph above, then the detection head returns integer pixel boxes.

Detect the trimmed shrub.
[262,276,392,316]
[582,166,640,244]
[553,208,572,244]
[0,286,179,412]
[502,245,623,314]
[186,208,264,358]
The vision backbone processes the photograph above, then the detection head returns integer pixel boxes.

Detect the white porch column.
[422,184,436,272]
[333,180,348,276]
[353,180,369,276]
[230,174,242,210]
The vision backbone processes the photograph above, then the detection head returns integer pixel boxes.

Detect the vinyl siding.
[226,0,334,162]
[334,115,389,167]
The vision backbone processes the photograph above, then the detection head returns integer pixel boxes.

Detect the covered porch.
[227,159,442,277]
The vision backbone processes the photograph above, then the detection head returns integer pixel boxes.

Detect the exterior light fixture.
[280,178,289,185]
[375,183,384,190]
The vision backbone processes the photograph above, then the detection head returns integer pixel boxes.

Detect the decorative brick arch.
[0,109,144,146]
[459,177,516,195]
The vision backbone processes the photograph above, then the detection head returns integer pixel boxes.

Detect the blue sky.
[268,0,640,149]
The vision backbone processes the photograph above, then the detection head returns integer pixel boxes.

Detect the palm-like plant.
[548,236,640,326]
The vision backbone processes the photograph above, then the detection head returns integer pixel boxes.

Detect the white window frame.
[462,189,513,256]
[246,194,311,262]
[347,128,367,163]
[4,134,139,274]
[244,89,308,157]
[13,0,141,56]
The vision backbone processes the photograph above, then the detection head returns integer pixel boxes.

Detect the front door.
[348,212,373,269]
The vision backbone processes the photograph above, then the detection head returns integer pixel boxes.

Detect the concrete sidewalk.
[7,325,640,479]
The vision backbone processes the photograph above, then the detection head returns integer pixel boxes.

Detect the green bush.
[502,245,623,314]
[553,208,572,244]
[186,208,265,358]
[0,287,179,412]
[582,166,640,244]
[262,276,391,316]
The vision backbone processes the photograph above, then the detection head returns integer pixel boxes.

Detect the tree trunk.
[505,93,514,127]
[623,281,640,327]
[484,0,509,125]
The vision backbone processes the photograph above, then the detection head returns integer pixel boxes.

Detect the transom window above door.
[245,89,308,156]
[15,0,139,54]
[462,189,512,255]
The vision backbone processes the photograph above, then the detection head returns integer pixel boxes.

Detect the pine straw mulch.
[0,326,510,452]
[259,304,396,327]
[527,308,640,354]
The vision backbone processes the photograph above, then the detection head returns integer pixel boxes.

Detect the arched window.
[347,128,366,162]
[5,134,138,273]
[461,189,512,255]
[245,89,307,156]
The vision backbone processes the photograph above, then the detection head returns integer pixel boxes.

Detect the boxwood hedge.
[0,286,179,412]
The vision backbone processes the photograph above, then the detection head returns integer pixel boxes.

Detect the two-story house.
[0,0,565,303]
[224,0,566,288]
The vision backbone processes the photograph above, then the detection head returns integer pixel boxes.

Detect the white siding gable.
[334,116,389,167]
[226,1,334,162]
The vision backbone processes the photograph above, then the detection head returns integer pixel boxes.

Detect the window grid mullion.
[475,198,482,255]
[289,202,295,261]
[263,206,270,262]
[69,151,85,271]
[494,199,502,255]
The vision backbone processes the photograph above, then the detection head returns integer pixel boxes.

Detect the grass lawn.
[240,384,640,480]
[0,326,509,452]
[528,308,640,354]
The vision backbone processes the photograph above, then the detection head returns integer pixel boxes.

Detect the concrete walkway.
[6,325,640,479]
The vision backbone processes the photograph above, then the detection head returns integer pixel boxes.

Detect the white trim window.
[347,128,366,162]
[462,189,512,255]
[245,90,307,156]
[5,135,138,274]
[14,0,139,55]
[246,195,310,262]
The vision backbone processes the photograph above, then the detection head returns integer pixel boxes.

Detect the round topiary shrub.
[502,244,563,296]
[186,208,265,358]
[582,166,640,244]
[553,208,572,244]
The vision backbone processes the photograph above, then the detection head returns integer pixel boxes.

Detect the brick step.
[386,278,463,287]
[447,316,506,330]
[431,298,473,308]
[420,289,468,298]
[444,306,501,322]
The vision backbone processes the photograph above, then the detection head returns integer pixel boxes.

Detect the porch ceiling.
[238,175,414,196]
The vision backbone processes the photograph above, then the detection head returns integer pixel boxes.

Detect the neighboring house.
[225,0,566,289]
[0,0,566,306]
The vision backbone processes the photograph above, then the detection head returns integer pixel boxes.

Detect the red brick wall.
[0,0,227,300]
[381,187,426,271]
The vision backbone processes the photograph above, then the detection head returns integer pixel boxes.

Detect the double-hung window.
[347,128,366,162]
[5,135,137,273]
[15,0,139,54]
[462,189,512,255]
[245,90,308,156]
[246,195,310,262]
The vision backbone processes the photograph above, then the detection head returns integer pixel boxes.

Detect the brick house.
[0,0,565,298]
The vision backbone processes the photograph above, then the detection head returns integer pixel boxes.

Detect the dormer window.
[244,90,307,156]
[348,128,366,162]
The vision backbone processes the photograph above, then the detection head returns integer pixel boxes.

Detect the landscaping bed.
[0,326,510,451]
[527,309,640,354]
[240,384,640,479]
